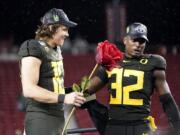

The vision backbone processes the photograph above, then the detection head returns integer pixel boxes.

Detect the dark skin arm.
[154,69,180,133]
[87,76,106,94]
[153,69,171,95]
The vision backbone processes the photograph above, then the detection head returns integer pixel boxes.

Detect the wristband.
[58,94,65,103]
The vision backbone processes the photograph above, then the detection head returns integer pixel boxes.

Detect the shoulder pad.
[18,39,43,59]
[151,54,166,70]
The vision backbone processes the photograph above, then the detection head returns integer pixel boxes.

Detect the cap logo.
[53,15,59,22]
[134,25,146,34]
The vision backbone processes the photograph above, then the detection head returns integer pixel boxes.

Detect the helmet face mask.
[41,8,77,27]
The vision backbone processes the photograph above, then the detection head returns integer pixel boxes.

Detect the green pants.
[25,112,64,135]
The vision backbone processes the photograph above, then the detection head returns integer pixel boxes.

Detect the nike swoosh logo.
[123,60,131,62]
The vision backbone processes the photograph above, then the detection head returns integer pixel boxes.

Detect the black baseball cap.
[41,8,77,27]
[126,22,148,42]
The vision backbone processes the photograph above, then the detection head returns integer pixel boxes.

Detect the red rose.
[96,40,124,71]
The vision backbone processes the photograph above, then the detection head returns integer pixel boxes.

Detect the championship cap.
[126,22,148,42]
[41,8,77,27]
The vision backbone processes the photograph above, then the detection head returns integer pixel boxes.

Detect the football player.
[18,8,86,135]
[86,22,180,135]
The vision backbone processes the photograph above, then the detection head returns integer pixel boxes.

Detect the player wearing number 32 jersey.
[86,23,180,135]
[97,54,165,121]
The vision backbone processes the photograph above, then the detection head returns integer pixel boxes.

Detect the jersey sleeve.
[153,54,166,70]
[95,66,109,84]
[18,40,43,60]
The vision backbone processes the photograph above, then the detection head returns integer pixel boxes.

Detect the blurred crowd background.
[0,0,180,135]
[0,0,180,58]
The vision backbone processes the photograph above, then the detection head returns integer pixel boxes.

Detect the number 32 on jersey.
[108,68,144,106]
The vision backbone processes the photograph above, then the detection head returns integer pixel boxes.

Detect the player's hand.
[64,92,86,107]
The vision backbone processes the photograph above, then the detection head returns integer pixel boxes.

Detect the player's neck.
[46,39,57,48]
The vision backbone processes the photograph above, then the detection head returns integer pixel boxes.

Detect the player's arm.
[154,69,180,131]
[86,76,106,94]
[21,56,59,103]
[21,56,85,106]
[86,66,108,94]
